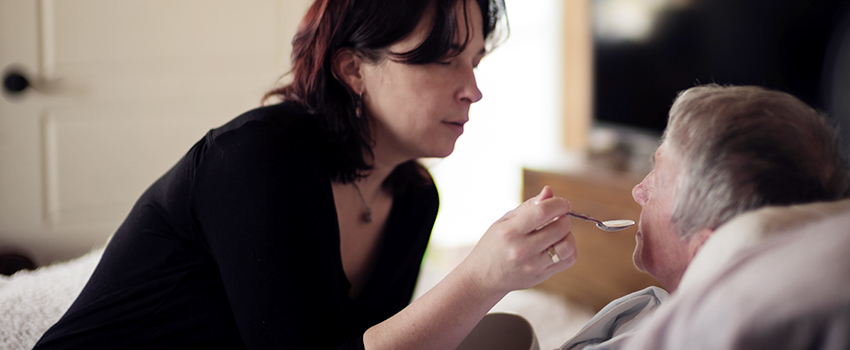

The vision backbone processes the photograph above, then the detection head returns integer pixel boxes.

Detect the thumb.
[503,186,554,221]
[499,185,569,234]
[533,186,554,205]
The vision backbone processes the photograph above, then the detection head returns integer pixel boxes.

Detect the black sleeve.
[191,119,359,349]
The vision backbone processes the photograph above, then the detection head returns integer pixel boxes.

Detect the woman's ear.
[332,48,364,94]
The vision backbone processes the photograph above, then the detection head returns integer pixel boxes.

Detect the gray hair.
[663,84,850,238]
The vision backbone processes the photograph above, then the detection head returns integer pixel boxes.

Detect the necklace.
[352,182,373,224]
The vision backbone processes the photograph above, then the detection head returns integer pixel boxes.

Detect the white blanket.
[0,247,104,350]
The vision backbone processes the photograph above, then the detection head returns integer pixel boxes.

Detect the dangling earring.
[355,91,363,118]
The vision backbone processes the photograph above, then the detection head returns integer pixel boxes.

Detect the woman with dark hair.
[34,0,577,349]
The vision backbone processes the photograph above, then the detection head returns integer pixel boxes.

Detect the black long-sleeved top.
[34,102,439,349]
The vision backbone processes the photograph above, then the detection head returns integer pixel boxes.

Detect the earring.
[355,91,363,118]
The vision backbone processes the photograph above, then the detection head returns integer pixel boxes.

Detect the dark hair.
[264,0,507,186]
[665,84,850,237]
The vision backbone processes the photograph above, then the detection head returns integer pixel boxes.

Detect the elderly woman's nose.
[632,177,649,205]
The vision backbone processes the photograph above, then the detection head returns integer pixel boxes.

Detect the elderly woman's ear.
[687,228,714,260]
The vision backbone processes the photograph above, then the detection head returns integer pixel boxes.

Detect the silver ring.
[547,246,561,264]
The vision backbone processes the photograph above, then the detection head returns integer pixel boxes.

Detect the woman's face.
[360,0,486,163]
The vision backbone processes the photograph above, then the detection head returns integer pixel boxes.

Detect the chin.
[632,247,646,272]
[437,148,456,158]
[429,142,458,158]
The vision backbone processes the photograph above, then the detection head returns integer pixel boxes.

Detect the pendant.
[362,208,372,224]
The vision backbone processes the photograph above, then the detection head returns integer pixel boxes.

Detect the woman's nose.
[457,68,483,104]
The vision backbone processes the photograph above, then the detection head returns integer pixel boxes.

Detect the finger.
[510,195,571,236]
[534,213,562,232]
[533,186,554,205]
[543,245,561,265]
[550,233,576,264]
[530,213,573,252]
[502,186,555,222]
[544,232,577,269]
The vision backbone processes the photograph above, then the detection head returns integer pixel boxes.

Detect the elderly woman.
[560,84,850,350]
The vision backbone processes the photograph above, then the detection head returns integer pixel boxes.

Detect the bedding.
[0,247,103,350]
[622,199,850,350]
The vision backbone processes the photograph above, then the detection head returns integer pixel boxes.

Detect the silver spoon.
[536,211,635,232]
[566,211,635,232]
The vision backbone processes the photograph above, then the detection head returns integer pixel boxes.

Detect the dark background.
[592,0,850,136]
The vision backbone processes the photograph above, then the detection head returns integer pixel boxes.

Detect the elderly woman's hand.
[461,186,577,295]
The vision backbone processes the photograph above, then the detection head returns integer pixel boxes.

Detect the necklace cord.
[352,182,373,224]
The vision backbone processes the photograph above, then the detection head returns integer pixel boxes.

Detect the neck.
[359,132,415,190]
[350,154,402,201]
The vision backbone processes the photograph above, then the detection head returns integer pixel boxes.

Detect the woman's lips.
[443,121,465,134]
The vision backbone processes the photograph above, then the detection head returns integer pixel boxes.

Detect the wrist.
[456,255,510,299]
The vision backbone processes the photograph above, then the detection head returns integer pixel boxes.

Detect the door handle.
[2,66,63,98]
[3,70,30,94]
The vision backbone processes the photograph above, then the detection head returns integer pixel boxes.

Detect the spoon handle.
[566,211,602,224]
[536,211,606,231]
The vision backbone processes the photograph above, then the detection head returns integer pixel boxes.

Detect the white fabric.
[622,199,850,350]
[679,199,850,293]
[557,286,668,350]
[0,247,103,350]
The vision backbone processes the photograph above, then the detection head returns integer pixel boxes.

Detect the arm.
[364,186,577,349]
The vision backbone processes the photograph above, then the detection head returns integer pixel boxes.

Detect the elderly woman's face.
[360,0,486,161]
[631,142,692,290]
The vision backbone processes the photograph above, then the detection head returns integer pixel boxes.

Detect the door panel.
[1,0,311,265]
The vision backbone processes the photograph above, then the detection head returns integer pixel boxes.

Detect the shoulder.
[188,102,331,189]
[200,102,327,164]
[209,102,319,142]
[391,162,440,227]
[557,286,668,350]
[386,162,437,199]
[412,165,439,208]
